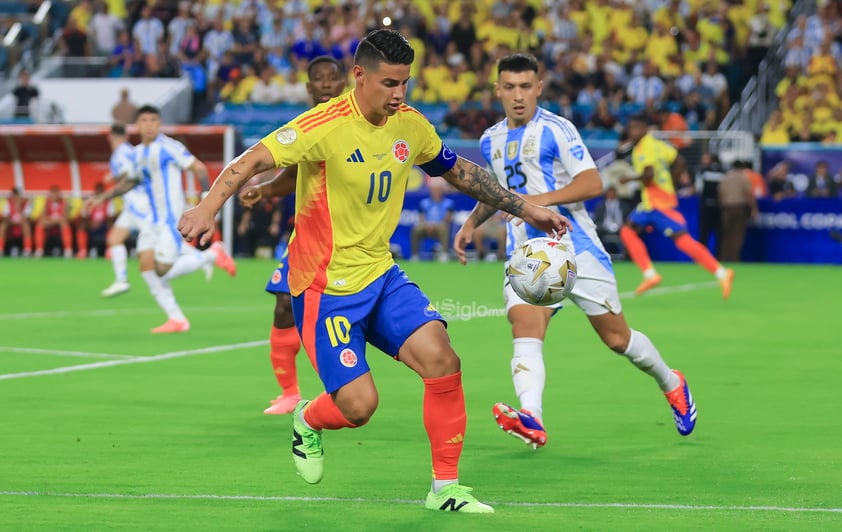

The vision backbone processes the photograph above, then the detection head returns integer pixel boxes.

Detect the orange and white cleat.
[150,319,190,334]
[635,273,663,296]
[492,402,547,449]
[211,242,237,277]
[719,269,735,300]
[264,393,302,415]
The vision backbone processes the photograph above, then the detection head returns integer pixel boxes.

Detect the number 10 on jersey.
[367,171,392,203]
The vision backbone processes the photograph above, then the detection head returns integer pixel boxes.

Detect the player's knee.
[427,346,461,376]
[602,330,630,353]
[337,393,378,426]
[154,263,171,277]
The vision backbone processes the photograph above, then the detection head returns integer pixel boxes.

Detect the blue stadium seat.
[0,1,28,15]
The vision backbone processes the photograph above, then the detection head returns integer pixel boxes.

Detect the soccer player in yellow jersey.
[619,116,735,298]
[178,29,570,514]
[238,56,347,416]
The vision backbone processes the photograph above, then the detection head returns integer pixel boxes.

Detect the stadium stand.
[1,0,840,264]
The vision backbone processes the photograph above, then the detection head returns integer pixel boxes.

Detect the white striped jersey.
[132,134,196,226]
[111,141,150,220]
[479,107,612,271]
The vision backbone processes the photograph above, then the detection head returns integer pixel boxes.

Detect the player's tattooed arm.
[442,157,525,218]
[86,175,136,209]
[201,143,278,213]
[465,201,498,230]
[105,176,138,200]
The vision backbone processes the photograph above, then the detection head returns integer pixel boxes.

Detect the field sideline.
[1,258,840,531]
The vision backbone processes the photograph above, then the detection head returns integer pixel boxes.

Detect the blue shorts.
[291,265,445,393]
[265,250,291,295]
[628,207,688,237]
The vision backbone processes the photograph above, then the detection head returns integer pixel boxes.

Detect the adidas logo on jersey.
[346,148,365,163]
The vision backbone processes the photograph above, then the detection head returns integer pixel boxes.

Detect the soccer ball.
[506,237,577,306]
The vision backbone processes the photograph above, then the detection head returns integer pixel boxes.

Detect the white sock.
[110,245,128,283]
[511,337,545,420]
[623,329,679,392]
[141,270,186,321]
[643,268,658,279]
[714,266,728,280]
[163,248,216,280]
[432,479,457,494]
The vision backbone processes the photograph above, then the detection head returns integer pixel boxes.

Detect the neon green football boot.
[424,484,494,513]
[291,400,324,484]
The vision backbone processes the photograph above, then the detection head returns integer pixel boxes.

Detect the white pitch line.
[0,345,134,359]
[0,283,718,323]
[0,305,268,321]
[0,346,134,360]
[0,340,268,381]
[0,491,839,514]
[619,280,719,299]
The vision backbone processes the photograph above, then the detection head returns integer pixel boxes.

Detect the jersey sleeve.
[479,133,493,166]
[111,151,138,181]
[166,139,198,170]
[405,108,457,176]
[260,108,334,168]
[409,110,445,166]
[547,119,597,177]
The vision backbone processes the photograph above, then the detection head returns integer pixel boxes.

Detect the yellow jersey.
[632,133,678,211]
[261,91,445,296]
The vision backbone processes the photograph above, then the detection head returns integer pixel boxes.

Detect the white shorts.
[503,250,623,316]
[136,223,185,264]
[114,209,150,232]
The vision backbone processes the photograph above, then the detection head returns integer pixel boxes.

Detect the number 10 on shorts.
[325,315,351,347]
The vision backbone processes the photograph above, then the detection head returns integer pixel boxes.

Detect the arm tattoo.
[468,201,498,228]
[443,157,525,218]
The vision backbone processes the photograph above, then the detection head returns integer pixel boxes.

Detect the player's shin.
[619,226,653,272]
[511,338,546,420]
[270,326,301,395]
[674,234,720,274]
[422,371,465,491]
[109,244,128,282]
[141,270,186,321]
[622,329,679,392]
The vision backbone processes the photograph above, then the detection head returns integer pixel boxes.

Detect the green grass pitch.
[1,258,840,531]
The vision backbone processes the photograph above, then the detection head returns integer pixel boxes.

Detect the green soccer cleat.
[291,400,324,484]
[424,484,494,513]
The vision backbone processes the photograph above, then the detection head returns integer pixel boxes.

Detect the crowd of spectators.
[760,1,842,145]
[37,0,799,135]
